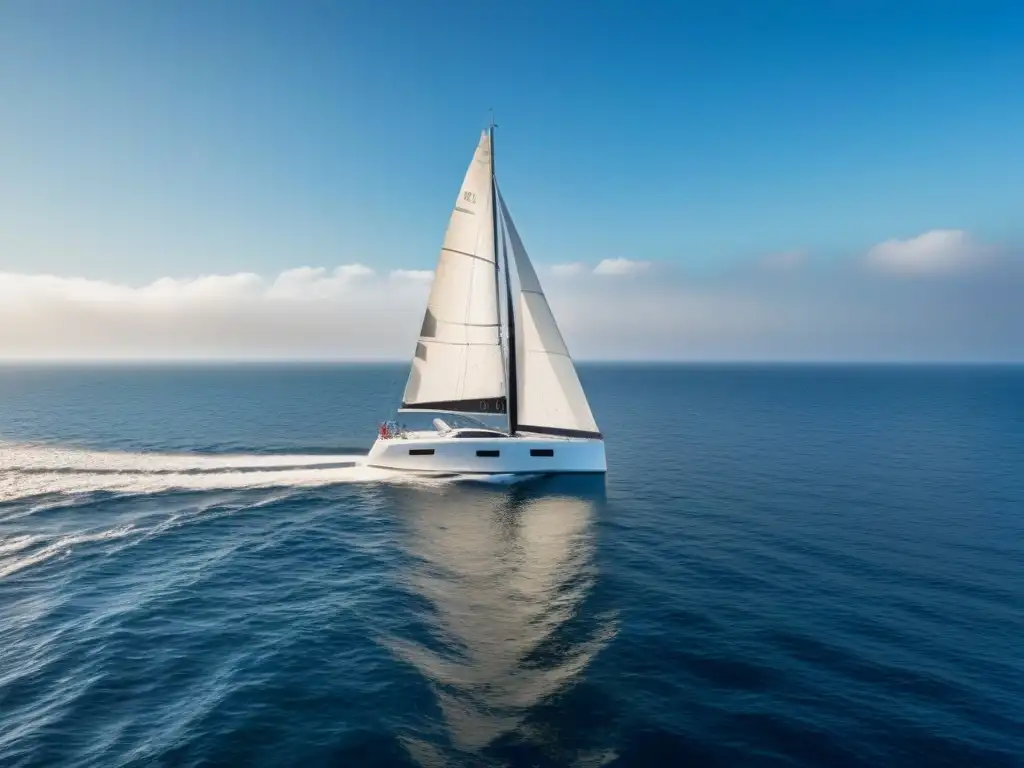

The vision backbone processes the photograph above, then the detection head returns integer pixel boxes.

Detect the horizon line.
[1,358,1022,367]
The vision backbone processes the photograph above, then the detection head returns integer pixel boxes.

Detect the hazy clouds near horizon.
[2,229,1021,363]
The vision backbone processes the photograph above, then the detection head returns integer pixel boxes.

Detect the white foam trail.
[0,534,41,556]
[0,463,397,502]
[0,525,136,580]
[0,445,496,578]
[0,444,460,503]
[0,444,363,473]
[0,444,368,502]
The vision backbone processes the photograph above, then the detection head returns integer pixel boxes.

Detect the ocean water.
[0,363,1022,767]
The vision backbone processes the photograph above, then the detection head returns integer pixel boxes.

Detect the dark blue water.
[1,364,1022,767]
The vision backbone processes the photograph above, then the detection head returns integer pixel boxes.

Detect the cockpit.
[432,416,508,438]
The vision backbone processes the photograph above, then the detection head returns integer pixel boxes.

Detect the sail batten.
[401,131,505,409]
[442,247,491,262]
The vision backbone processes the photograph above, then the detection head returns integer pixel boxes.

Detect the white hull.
[367,433,606,475]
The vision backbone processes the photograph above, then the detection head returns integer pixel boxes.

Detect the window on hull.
[530,449,554,457]
[409,449,435,456]
[476,450,500,457]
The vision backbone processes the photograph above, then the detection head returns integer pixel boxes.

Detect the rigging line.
[378,357,407,433]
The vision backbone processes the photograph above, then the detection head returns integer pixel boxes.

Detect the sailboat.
[366,126,606,475]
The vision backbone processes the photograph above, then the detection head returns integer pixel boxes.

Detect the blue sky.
[1,0,1022,360]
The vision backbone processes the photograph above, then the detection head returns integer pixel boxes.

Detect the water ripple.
[1,365,1022,766]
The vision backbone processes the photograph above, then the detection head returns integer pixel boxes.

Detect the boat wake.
[0,443,550,582]
[0,443,548,504]
[0,525,137,580]
[0,443,405,504]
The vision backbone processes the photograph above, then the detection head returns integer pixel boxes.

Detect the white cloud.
[593,258,650,276]
[389,269,434,282]
[550,262,586,276]
[0,233,1020,362]
[267,265,375,300]
[142,272,265,300]
[865,229,992,275]
[0,266,430,360]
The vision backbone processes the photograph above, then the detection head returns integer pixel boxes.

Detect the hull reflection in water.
[386,476,618,766]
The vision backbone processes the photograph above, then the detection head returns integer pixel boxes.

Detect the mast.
[490,121,518,435]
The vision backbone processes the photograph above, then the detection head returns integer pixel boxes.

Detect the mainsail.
[498,189,602,439]
[401,131,506,414]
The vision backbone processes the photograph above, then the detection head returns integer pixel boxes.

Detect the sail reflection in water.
[386,478,618,766]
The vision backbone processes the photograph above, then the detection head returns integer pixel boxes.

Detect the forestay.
[401,131,507,415]
[497,189,601,438]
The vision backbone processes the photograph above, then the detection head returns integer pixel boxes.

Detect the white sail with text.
[401,132,506,415]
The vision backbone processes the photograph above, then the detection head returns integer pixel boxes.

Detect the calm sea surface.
[0,364,1021,767]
